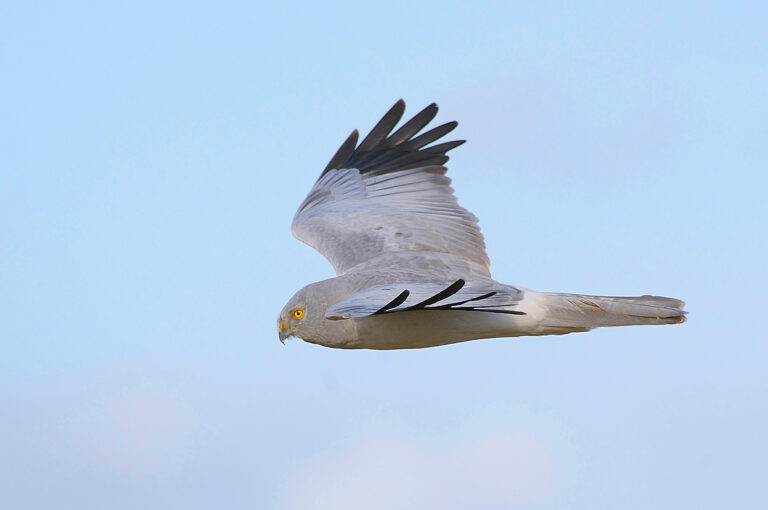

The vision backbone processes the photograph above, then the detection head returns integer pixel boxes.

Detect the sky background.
[2,1,767,508]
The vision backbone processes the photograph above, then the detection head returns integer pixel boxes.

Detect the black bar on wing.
[432,291,497,309]
[451,307,526,315]
[405,279,466,310]
[373,289,410,315]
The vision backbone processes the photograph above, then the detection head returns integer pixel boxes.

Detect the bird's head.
[278,286,321,343]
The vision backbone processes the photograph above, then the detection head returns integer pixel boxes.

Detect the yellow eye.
[293,309,304,319]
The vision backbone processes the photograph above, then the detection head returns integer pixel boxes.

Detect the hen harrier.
[278,100,686,349]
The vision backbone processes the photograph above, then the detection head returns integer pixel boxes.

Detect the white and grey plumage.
[278,100,686,349]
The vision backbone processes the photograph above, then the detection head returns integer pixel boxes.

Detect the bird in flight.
[278,100,686,349]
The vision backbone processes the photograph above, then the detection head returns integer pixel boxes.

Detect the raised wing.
[292,100,491,276]
[325,279,525,320]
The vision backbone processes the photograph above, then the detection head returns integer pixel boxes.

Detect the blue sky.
[2,1,766,508]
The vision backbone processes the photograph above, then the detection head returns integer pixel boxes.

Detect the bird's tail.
[535,292,687,332]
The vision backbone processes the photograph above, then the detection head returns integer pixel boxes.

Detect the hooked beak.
[278,319,289,344]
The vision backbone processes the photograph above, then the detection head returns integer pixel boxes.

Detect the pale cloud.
[283,430,553,510]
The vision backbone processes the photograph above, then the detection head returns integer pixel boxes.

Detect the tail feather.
[539,292,687,330]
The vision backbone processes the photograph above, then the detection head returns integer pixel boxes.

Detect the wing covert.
[325,279,525,320]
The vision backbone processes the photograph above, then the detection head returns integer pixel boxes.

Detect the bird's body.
[278,100,686,349]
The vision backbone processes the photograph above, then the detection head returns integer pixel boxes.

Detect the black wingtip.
[355,101,407,154]
[323,129,359,173]
[403,121,459,151]
[319,100,463,179]
[381,102,439,149]
[424,140,466,154]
